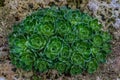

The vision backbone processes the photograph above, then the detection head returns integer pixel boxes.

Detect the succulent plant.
[8,6,112,75]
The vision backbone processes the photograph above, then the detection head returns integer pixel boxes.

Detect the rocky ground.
[0,0,120,80]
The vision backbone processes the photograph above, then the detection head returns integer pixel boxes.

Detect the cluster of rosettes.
[8,6,112,75]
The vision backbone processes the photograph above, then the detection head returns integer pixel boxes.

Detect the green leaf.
[44,37,63,60]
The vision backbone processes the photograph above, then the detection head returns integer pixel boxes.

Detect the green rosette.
[71,52,85,67]
[102,43,111,54]
[64,32,77,43]
[37,22,54,37]
[90,47,100,57]
[44,7,57,17]
[86,59,98,73]
[41,14,56,23]
[59,6,70,15]
[70,65,83,75]
[102,32,112,42]
[81,13,93,23]
[22,19,37,33]
[44,37,63,60]
[92,35,103,46]
[89,19,102,31]
[76,23,91,40]
[34,59,49,72]
[54,61,68,74]
[12,23,23,34]
[20,51,34,71]
[82,50,91,61]
[11,50,34,71]
[55,19,72,36]
[27,34,46,50]
[59,45,70,61]
[65,10,81,25]
[73,41,88,52]
[95,53,106,63]
[9,36,27,54]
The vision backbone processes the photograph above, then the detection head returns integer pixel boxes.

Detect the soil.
[0,0,120,80]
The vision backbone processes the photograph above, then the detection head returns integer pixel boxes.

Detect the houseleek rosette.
[54,62,68,74]
[59,45,70,61]
[82,50,91,61]
[8,6,112,75]
[81,13,93,23]
[34,59,49,72]
[23,20,36,33]
[65,10,81,25]
[92,35,103,46]
[9,36,27,54]
[71,52,85,67]
[102,43,111,54]
[27,34,46,50]
[89,19,101,31]
[102,32,112,42]
[90,47,100,57]
[95,53,106,63]
[86,59,98,73]
[55,19,72,36]
[11,50,34,71]
[37,22,54,37]
[73,41,88,52]
[76,23,91,40]
[44,37,63,60]
[64,32,77,43]
[70,65,83,75]
[45,7,57,17]
[19,51,34,71]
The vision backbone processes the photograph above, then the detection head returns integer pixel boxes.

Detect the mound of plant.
[8,6,112,75]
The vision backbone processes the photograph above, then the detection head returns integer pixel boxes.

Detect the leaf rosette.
[27,34,46,50]
[44,37,63,60]
[70,65,83,75]
[37,21,55,37]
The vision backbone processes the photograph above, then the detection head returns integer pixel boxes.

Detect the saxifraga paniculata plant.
[8,6,112,75]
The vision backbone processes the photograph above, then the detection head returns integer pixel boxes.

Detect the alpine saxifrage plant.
[8,6,112,75]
